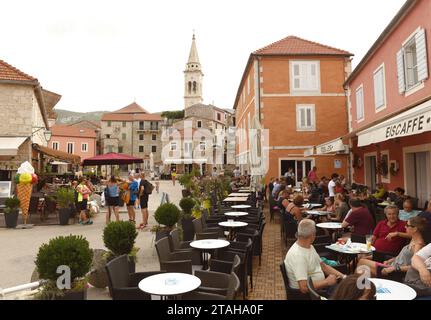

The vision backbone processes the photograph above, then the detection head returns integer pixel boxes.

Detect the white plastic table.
[223,197,249,203]
[369,278,417,300]
[316,222,343,229]
[228,193,250,197]
[326,242,376,273]
[231,204,251,211]
[138,273,201,300]
[219,221,248,241]
[190,239,230,270]
[224,211,249,218]
[306,211,331,216]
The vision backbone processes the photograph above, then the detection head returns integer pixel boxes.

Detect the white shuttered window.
[397,28,428,94]
[373,65,386,111]
[291,61,320,92]
[356,86,364,121]
[296,104,315,131]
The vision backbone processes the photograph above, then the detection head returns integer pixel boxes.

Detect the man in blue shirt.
[127,174,139,225]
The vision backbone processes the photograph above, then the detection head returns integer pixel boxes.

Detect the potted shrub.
[178,173,193,197]
[35,235,93,300]
[179,197,196,241]
[153,203,181,241]
[55,187,75,225]
[103,221,139,273]
[3,197,20,228]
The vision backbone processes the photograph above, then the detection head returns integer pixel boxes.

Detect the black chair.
[306,277,326,300]
[105,255,165,300]
[192,218,219,239]
[227,239,252,299]
[209,255,240,274]
[279,263,309,300]
[169,229,192,251]
[155,237,201,269]
[216,250,247,299]
[194,270,240,300]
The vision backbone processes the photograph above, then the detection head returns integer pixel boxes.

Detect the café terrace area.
[1,170,430,301]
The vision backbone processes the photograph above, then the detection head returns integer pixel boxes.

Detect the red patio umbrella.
[82,153,144,166]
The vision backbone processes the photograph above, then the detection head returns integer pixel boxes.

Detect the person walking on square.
[171,168,177,186]
[77,177,93,225]
[138,173,154,229]
[126,174,139,225]
[105,176,120,224]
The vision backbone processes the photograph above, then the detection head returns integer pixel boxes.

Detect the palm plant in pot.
[55,187,75,225]
[3,197,20,228]
[103,221,139,273]
[179,197,196,241]
[34,235,93,300]
[153,203,181,241]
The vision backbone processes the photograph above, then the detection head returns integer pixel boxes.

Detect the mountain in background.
[54,109,108,124]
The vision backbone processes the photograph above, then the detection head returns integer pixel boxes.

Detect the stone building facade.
[0,59,61,180]
[100,102,163,172]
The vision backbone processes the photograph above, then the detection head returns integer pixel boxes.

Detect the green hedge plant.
[4,197,20,214]
[154,203,181,230]
[103,221,138,259]
[179,197,195,217]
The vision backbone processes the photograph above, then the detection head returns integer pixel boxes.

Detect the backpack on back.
[143,180,154,195]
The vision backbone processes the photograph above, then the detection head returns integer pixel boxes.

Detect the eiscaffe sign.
[358,101,431,147]
[385,114,430,139]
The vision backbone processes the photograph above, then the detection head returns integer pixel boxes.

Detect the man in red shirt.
[372,205,409,256]
[342,198,374,236]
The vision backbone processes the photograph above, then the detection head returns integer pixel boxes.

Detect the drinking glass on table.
[365,235,372,251]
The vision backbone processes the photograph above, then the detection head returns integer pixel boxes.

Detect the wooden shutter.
[374,68,384,108]
[416,28,429,82]
[397,49,406,94]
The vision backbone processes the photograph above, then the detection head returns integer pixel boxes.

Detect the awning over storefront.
[316,138,348,155]
[33,144,81,164]
[163,158,207,164]
[0,137,28,156]
[304,147,315,157]
[357,99,431,147]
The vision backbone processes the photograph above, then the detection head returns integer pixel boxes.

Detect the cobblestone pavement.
[0,180,182,297]
[247,211,286,300]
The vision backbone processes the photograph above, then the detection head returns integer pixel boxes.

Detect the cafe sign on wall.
[316,138,347,155]
[358,100,431,147]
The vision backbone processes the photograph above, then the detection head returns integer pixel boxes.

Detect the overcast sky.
[1,0,406,113]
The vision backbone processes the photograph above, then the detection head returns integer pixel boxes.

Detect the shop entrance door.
[405,151,430,208]
[365,155,377,191]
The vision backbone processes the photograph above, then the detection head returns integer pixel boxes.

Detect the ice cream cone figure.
[16,183,32,224]
[15,161,38,225]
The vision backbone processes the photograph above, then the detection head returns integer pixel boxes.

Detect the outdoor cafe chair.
[155,237,201,269]
[105,254,165,300]
[279,262,309,300]
[216,250,247,299]
[307,277,325,300]
[193,270,240,300]
[192,218,219,240]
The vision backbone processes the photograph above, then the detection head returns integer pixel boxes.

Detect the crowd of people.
[272,167,431,300]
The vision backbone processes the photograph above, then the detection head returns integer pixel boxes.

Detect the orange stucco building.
[234,36,353,185]
[346,0,431,208]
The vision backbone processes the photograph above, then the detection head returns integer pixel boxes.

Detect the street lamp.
[32,127,52,142]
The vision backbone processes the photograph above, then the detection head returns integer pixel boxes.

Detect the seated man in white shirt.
[284,219,346,296]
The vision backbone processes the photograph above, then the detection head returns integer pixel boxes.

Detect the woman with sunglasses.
[355,216,428,278]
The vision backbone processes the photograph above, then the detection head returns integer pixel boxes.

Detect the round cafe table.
[326,242,376,273]
[317,222,344,242]
[369,278,417,300]
[218,221,248,241]
[231,204,251,211]
[224,211,249,219]
[190,239,230,270]
[138,272,201,300]
[306,210,331,217]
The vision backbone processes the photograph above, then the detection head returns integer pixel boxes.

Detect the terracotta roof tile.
[112,102,149,114]
[51,124,97,138]
[0,59,37,82]
[253,36,353,56]
[101,113,162,121]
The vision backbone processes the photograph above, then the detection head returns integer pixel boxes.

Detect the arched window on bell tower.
[193,81,197,93]
[188,81,192,94]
